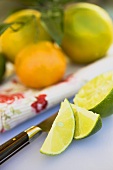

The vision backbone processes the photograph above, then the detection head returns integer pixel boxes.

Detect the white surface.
[0,107,113,170]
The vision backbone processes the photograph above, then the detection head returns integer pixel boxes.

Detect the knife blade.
[0,112,58,164]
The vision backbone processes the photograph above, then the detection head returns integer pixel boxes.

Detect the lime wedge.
[40,99,75,155]
[74,71,113,117]
[72,105,102,139]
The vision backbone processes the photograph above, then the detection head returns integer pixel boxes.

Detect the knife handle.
[0,126,42,164]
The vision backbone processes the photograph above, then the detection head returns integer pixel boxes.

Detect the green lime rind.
[0,53,6,81]
[88,115,102,137]
[90,88,113,118]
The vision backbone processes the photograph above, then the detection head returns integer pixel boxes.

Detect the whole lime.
[1,9,52,63]
[62,3,113,64]
[0,53,6,82]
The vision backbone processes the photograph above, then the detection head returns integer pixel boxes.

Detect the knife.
[0,112,58,164]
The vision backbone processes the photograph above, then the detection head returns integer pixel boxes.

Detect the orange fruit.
[62,3,113,64]
[15,41,67,89]
[1,9,52,62]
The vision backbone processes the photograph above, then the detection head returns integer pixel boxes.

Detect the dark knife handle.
[0,126,42,164]
[0,131,29,164]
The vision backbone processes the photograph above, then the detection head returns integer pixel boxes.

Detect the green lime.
[62,3,113,64]
[40,99,75,155]
[74,71,113,117]
[0,53,6,81]
[72,105,102,139]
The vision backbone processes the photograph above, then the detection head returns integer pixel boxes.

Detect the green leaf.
[0,23,13,35]
[14,109,21,114]
[4,114,11,120]
[0,16,34,36]
[4,123,11,130]
[41,9,64,45]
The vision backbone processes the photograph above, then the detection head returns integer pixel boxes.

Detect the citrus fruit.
[1,9,52,62]
[73,71,113,117]
[72,105,102,139]
[15,41,67,89]
[0,53,6,82]
[40,99,75,155]
[62,3,113,64]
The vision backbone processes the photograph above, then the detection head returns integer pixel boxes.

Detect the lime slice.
[40,99,75,155]
[72,105,102,139]
[73,71,113,117]
[0,53,6,82]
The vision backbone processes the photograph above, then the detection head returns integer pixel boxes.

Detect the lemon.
[74,71,113,117]
[72,105,102,139]
[1,9,52,62]
[62,3,113,64]
[0,53,6,82]
[40,99,75,155]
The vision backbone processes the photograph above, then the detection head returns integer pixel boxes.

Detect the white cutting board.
[0,103,113,170]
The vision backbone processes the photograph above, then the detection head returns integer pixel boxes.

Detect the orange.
[1,9,52,62]
[15,41,67,89]
[62,3,113,64]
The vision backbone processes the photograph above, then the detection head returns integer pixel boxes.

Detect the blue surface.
[0,103,113,170]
